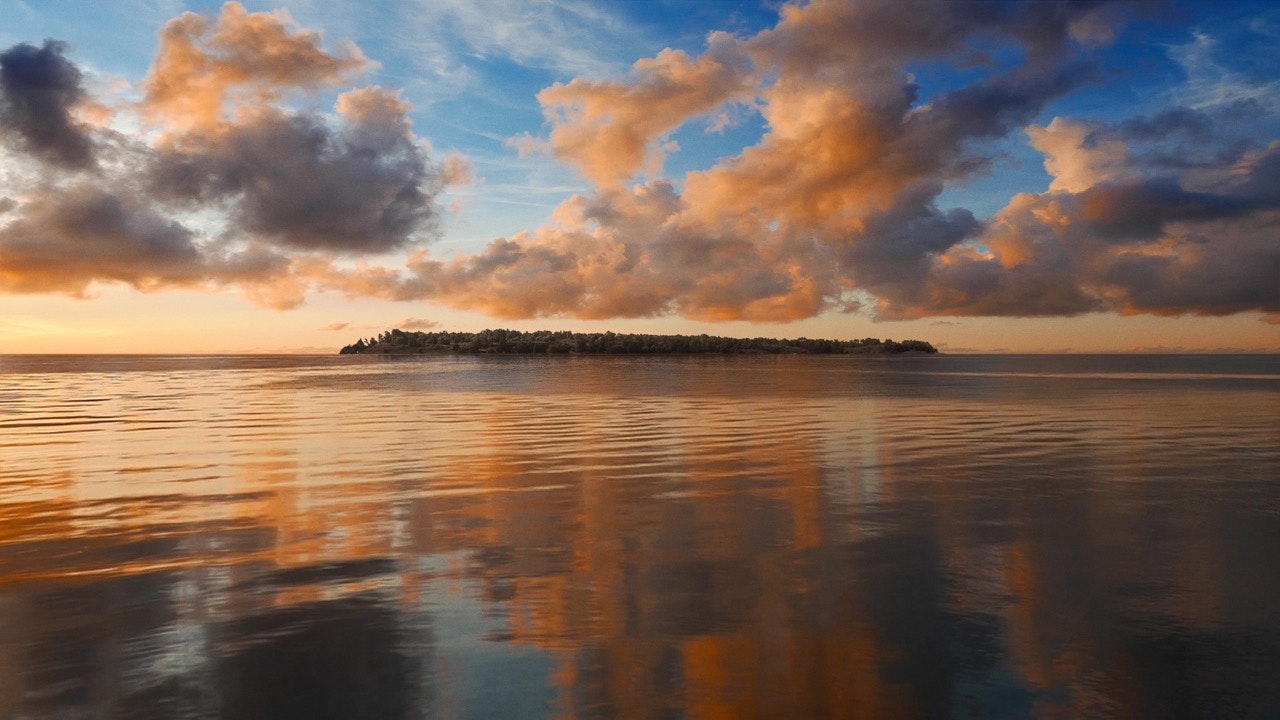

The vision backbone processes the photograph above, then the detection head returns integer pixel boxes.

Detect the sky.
[0,0,1277,353]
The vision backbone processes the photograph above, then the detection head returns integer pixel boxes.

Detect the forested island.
[340,329,938,355]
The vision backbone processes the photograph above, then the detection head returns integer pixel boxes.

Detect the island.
[340,329,937,355]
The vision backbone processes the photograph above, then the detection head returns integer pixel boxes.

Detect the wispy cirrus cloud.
[401,0,641,79]
[1169,30,1280,109]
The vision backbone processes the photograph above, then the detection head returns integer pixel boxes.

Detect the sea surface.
[0,353,1277,719]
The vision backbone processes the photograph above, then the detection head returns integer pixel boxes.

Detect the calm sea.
[1,353,1277,719]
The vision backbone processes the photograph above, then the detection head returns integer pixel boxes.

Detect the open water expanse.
[0,353,1277,719]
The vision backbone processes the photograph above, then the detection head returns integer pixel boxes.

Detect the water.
[1,353,1277,719]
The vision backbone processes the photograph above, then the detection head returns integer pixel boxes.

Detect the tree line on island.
[340,328,937,355]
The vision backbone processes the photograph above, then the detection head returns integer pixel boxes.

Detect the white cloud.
[1169,30,1280,109]
[1026,117,1133,193]
[402,0,644,79]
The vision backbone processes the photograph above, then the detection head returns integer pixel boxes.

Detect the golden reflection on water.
[0,354,1277,718]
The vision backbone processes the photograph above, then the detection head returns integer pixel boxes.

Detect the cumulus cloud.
[0,40,96,169]
[359,0,1205,322]
[538,33,756,188]
[0,185,286,296]
[0,187,197,295]
[1027,117,1134,193]
[0,3,455,305]
[873,139,1280,319]
[1,0,1277,325]
[140,1,370,131]
[392,0,1275,323]
[149,88,443,253]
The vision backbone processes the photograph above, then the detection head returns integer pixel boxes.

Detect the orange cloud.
[0,5,448,306]
[392,0,1100,322]
[265,0,1278,323]
[538,32,755,188]
[2,0,1276,326]
[141,2,369,132]
[1026,117,1133,193]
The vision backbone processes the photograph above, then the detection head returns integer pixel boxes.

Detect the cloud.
[280,0,1276,324]
[873,139,1280,319]
[0,3,455,305]
[397,317,438,330]
[0,181,315,307]
[538,33,756,188]
[401,0,638,79]
[414,0,1273,324]
[0,40,96,169]
[1027,117,1134,193]
[1170,30,1280,109]
[0,185,209,295]
[149,88,445,253]
[1115,106,1213,143]
[372,0,1142,322]
[140,1,370,131]
[1,0,1276,327]
[320,322,350,331]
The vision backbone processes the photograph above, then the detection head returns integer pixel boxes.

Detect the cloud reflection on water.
[0,354,1277,718]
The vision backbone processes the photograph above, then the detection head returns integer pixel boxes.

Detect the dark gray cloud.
[0,22,454,306]
[1093,103,1269,174]
[0,40,96,169]
[1116,106,1215,143]
[868,140,1280,319]
[950,0,1155,58]
[149,103,442,253]
[1236,142,1280,201]
[1074,178,1261,241]
[899,62,1098,186]
[753,0,1149,69]
[922,251,1103,318]
[1098,218,1279,316]
[921,63,1097,143]
[0,186,205,295]
[0,183,305,305]
[839,184,983,302]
